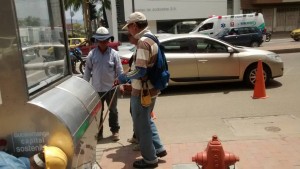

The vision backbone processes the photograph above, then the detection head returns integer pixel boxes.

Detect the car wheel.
[45,66,59,76]
[243,63,271,87]
[293,37,300,41]
[250,41,259,47]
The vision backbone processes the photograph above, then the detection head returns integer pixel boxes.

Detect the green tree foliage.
[18,16,41,27]
[68,23,85,38]
[64,0,111,15]
[64,0,82,12]
[89,2,97,21]
[64,0,111,12]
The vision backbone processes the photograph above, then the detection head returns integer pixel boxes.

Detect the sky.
[15,0,99,24]
[65,8,84,21]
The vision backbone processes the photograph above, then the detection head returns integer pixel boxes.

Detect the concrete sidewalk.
[96,135,300,169]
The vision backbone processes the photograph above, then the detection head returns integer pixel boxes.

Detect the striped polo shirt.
[130,28,160,97]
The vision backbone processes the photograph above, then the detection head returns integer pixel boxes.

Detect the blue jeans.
[131,96,165,164]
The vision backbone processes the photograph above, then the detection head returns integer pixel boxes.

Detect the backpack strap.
[143,34,159,45]
[143,34,168,70]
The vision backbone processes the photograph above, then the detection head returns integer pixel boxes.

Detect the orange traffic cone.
[252,59,268,99]
[151,111,157,120]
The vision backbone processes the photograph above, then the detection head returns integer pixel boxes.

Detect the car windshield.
[191,21,204,32]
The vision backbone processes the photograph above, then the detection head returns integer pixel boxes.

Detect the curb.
[268,48,300,54]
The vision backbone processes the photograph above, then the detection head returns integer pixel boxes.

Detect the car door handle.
[198,59,208,63]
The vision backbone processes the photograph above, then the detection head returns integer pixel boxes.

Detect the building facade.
[112,0,240,41]
[241,0,300,32]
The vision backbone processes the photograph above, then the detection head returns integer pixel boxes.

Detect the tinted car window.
[194,38,227,53]
[229,28,239,35]
[249,27,256,33]
[161,39,190,53]
[200,23,214,31]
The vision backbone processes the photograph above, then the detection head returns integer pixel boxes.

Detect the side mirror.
[228,47,235,53]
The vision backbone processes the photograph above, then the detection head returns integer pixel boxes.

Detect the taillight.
[121,58,129,65]
[0,139,7,146]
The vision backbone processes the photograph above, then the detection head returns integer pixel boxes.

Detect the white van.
[190,13,265,38]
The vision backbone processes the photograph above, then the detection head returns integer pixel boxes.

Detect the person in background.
[124,33,139,145]
[83,26,124,142]
[0,145,67,169]
[117,12,167,168]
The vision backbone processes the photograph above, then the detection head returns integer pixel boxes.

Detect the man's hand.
[119,85,125,95]
[113,79,120,87]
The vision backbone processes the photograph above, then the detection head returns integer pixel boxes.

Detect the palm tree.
[99,0,111,27]
[64,0,82,11]
[63,0,111,38]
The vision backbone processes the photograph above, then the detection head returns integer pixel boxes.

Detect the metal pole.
[132,0,135,12]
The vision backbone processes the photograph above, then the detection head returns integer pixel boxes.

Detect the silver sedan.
[120,34,284,87]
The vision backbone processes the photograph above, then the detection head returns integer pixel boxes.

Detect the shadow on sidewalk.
[105,145,140,169]
[103,144,167,169]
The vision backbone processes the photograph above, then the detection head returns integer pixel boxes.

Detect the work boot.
[156,150,167,158]
[127,137,138,144]
[111,132,119,141]
[133,159,158,168]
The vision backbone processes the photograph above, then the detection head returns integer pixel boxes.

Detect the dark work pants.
[98,89,120,137]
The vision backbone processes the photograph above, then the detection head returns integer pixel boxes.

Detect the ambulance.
[190,13,265,38]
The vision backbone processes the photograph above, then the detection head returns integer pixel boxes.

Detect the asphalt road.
[96,52,300,146]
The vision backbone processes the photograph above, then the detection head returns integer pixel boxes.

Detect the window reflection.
[14,0,69,94]
[161,39,190,53]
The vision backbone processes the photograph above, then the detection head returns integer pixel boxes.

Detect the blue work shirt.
[0,152,30,169]
[83,47,123,92]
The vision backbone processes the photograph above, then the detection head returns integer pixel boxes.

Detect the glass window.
[194,38,227,53]
[161,39,190,53]
[200,23,214,31]
[14,0,69,94]
[240,27,250,34]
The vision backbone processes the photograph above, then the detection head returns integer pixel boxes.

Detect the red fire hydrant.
[192,135,239,169]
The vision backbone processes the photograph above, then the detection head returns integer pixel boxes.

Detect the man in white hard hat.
[0,145,67,169]
[83,27,124,142]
